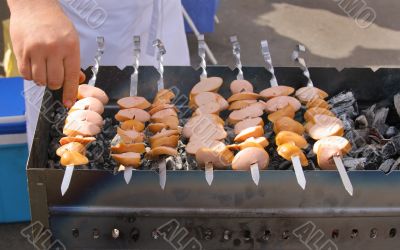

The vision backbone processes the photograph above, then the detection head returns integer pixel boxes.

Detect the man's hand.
[8,0,81,108]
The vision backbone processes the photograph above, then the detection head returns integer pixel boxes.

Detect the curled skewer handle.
[198,34,207,79]
[88,36,105,86]
[230,36,244,80]
[260,40,278,87]
[291,44,313,87]
[130,36,141,97]
[153,39,166,91]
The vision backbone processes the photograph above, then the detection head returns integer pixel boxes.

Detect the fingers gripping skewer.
[88,36,105,86]
[153,39,167,190]
[230,36,244,80]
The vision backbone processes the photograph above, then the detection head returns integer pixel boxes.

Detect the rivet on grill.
[204,228,213,241]
[72,228,79,238]
[332,229,339,239]
[351,229,359,239]
[151,230,160,240]
[112,228,120,239]
[282,230,290,240]
[233,238,241,246]
[243,230,252,242]
[222,229,232,241]
[389,228,397,238]
[93,228,100,239]
[130,228,140,242]
[370,228,378,239]
[259,230,271,242]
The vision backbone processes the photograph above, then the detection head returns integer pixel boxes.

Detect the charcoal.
[277,161,291,170]
[328,91,358,117]
[355,115,368,129]
[363,104,376,126]
[391,157,400,171]
[362,145,383,170]
[379,159,396,174]
[343,157,366,170]
[382,135,400,159]
[346,129,368,149]
[385,126,399,139]
[339,113,354,131]
[394,93,400,118]
[372,107,389,135]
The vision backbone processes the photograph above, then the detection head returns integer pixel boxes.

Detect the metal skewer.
[88,36,105,86]
[230,36,244,80]
[261,40,306,189]
[61,37,105,196]
[260,40,278,87]
[231,35,260,186]
[61,164,74,196]
[153,39,167,190]
[292,44,353,195]
[198,35,214,186]
[122,36,142,184]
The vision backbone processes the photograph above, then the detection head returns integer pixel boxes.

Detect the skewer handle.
[153,39,166,91]
[88,36,105,86]
[333,156,354,196]
[291,155,306,190]
[291,44,313,87]
[205,162,214,186]
[198,34,208,79]
[230,36,244,80]
[130,36,141,97]
[260,40,278,87]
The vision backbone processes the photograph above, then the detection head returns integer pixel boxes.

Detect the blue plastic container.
[0,77,30,222]
[182,0,219,33]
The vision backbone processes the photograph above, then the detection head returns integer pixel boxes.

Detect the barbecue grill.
[27,66,400,250]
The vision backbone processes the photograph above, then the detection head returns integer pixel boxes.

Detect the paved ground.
[1,0,400,248]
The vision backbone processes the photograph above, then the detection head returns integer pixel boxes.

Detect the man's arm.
[7,0,80,107]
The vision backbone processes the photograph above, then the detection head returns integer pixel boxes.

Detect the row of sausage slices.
[57,82,109,167]
[111,89,180,168]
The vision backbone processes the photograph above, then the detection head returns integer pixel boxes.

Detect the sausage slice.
[232,147,269,170]
[230,79,254,94]
[77,84,109,104]
[115,108,151,122]
[264,96,301,113]
[260,85,294,99]
[117,96,151,109]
